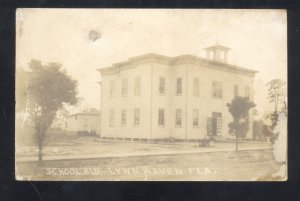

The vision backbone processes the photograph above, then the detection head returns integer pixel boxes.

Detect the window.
[159,77,165,94]
[175,109,182,127]
[176,77,182,95]
[122,79,128,97]
[109,80,115,98]
[134,77,141,96]
[134,108,140,126]
[109,110,114,127]
[158,109,165,126]
[121,109,127,126]
[193,77,200,96]
[212,112,222,136]
[212,81,223,98]
[234,84,239,97]
[245,86,250,98]
[193,109,199,127]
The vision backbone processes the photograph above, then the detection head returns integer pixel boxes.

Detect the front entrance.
[207,112,222,136]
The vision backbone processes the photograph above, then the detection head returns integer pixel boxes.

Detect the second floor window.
[158,109,165,126]
[134,77,141,96]
[193,109,199,127]
[109,110,114,127]
[176,77,182,95]
[159,77,165,94]
[175,109,182,127]
[122,79,128,97]
[121,109,127,126]
[212,81,223,98]
[193,77,200,96]
[234,84,239,97]
[110,80,115,98]
[134,108,140,126]
[245,86,250,98]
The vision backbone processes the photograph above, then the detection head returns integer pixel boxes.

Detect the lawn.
[16,149,281,181]
[15,135,272,160]
[15,134,283,181]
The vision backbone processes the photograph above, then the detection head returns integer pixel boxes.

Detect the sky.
[16,9,287,116]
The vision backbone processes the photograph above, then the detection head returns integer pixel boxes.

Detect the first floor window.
[193,109,199,127]
[134,108,140,126]
[109,110,114,127]
[175,109,182,127]
[158,109,165,126]
[121,109,127,126]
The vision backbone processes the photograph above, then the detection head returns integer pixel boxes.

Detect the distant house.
[51,117,67,131]
[66,112,101,136]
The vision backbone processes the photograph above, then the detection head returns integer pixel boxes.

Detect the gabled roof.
[97,53,258,77]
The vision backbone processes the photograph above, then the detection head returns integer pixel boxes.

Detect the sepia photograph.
[15,9,287,181]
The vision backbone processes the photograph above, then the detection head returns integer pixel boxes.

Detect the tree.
[266,79,287,142]
[25,59,78,162]
[227,96,256,151]
[253,119,271,141]
[16,68,28,113]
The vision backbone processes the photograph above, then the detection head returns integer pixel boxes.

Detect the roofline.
[67,113,101,117]
[204,44,231,50]
[97,53,258,77]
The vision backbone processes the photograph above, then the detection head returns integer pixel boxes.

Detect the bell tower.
[204,44,230,63]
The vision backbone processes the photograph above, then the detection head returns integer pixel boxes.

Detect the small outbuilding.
[66,112,101,136]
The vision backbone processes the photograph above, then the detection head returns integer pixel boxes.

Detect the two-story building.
[98,44,257,141]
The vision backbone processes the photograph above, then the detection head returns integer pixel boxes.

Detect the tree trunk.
[38,141,43,163]
[37,129,45,163]
[236,135,239,152]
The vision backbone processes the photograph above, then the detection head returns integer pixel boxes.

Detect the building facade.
[98,45,257,141]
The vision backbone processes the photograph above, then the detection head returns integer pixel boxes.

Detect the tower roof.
[204,44,230,51]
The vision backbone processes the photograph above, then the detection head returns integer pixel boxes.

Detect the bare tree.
[265,79,287,142]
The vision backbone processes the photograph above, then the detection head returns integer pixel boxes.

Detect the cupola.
[204,44,230,63]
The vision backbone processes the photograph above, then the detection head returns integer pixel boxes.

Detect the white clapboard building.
[98,44,257,141]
